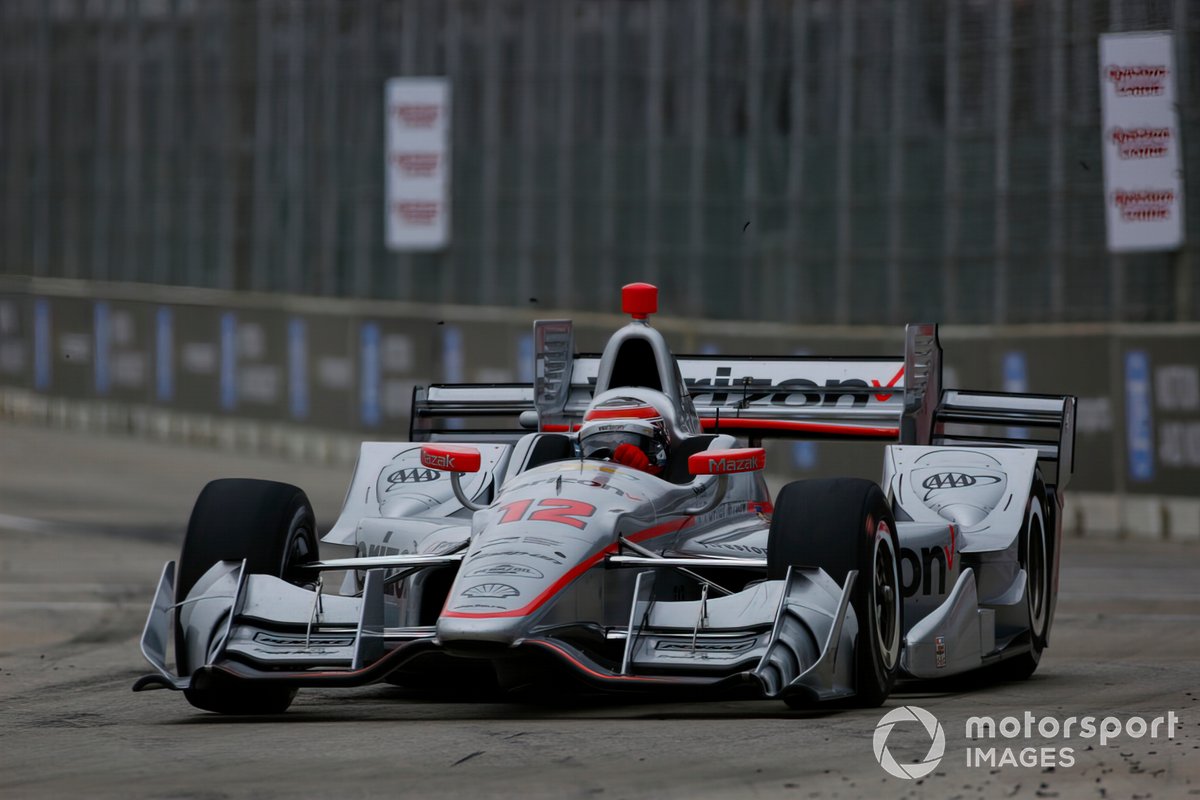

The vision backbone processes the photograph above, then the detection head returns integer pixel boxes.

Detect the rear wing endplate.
[933,390,1077,490]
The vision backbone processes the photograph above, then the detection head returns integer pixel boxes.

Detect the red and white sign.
[1099,32,1184,252]
[385,78,451,250]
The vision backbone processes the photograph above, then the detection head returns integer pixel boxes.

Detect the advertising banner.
[384,77,452,251]
[1098,31,1185,252]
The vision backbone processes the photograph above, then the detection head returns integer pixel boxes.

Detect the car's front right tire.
[767,478,902,708]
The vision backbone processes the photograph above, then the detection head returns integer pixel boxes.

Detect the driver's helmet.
[578,397,670,474]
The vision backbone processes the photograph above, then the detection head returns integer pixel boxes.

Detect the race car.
[134,283,1076,714]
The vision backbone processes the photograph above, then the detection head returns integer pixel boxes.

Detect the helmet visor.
[580,430,655,461]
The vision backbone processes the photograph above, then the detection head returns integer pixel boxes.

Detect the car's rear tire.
[768,478,902,708]
[988,475,1049,682]
[176,478,318,714]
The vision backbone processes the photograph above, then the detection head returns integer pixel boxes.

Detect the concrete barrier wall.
[2,276,1197,540]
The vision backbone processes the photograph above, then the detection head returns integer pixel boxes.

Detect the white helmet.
[578,397,669,473]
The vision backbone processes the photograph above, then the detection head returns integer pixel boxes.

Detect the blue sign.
[1002,351,1029,440]
[155,307,173,401]
[360,322,381,427]
[1002,351,1027,392]
[1124,350,1155,482]
[220,312,237,411]
[93,301,110,395]
[517,333,534,384]
[33,298,50,390]
[441,326,464,430]
[792,442,818,470]
[442,325,463,383]
[288,318,308,420]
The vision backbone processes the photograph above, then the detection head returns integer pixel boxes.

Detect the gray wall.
[3,277,1199,498]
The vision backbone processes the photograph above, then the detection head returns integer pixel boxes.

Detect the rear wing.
[933,390,1077,490]
[411,356,912,442]
[413,322,938,442]
[409,321,1075,488]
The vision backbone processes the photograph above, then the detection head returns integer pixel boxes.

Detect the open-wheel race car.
[134,283,1076,714]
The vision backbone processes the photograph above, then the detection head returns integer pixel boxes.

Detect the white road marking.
[0,584,149,593]
[0,601,123,611]
[0,512,61,533]
[1056,613,1200,623]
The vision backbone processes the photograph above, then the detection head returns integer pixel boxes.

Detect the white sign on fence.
[385,77,451,251]
[1098,31,1185,253]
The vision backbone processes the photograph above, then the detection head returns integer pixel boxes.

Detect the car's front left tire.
[176,478,318,714]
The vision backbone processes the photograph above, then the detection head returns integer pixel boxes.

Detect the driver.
[577,399,669,475]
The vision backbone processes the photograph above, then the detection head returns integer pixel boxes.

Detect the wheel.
[768,478,902,708]
[988,474,1049,681]
[176,479,319,603]
[175,478,318,714]
[184,679,297,715]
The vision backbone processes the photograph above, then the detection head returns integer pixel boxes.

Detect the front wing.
[135,555,862,704]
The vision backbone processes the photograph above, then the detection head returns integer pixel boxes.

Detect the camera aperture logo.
[874,707,1180,778]
[873,706,946,779]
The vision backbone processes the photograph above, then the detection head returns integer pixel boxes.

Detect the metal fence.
[1,0,1197,324]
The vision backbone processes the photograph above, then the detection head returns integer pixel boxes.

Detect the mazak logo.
[874,706,946,779]
[422,453,457,470]
[708,456,759,474]
[420,447,480,472]
[388,467,441,485]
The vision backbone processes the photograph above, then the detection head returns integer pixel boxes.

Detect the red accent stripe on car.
[526,640,680,683]
[440,517,693,619]
[583,405,660,421]
[698,418,899,438]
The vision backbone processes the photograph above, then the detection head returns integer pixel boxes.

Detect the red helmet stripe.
[583,405,660,421]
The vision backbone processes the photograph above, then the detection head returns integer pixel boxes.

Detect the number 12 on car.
[495,498,597,530]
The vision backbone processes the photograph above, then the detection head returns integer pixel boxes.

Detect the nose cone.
[436,464,645,646]
[437,613,532,648]
[436,534,595,645]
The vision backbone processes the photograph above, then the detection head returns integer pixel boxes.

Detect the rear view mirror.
[420,444,482,474]
[688,447,766,476]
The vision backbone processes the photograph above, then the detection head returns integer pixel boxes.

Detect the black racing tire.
[184,679,297,716]
[175,478,318,714]
[768,478,902,708]
[988,474,1050,682]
